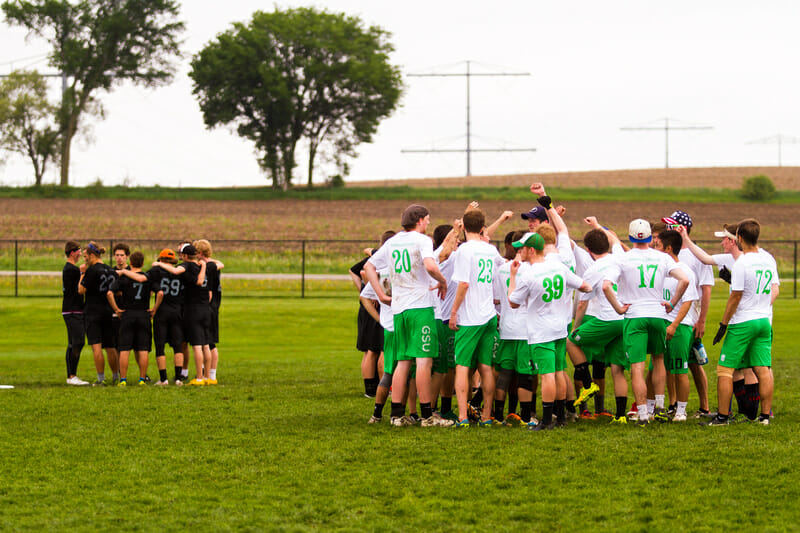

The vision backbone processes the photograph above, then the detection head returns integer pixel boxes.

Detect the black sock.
[440,396,452,413]
[507,390,518,414]
[542,401,554,425]
[595,394,605,413]
[565,401,576,414]
[420,402,433,419]
[520,401,532,422]
[745,383,760,420]
[493,399,505,420]
[615,396,627,418]
[574,362,592,389]
[579,402,588,413]
[390,402,405,418]
[174,365,182,381]
[470,387,483,407]
[733,379,746,414]
[373,402,384,418]
[159,369,168,382]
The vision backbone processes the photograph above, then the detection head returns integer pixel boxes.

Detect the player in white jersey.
[365,204,453,428]
[432,222,461,420]
[449,209,504,426]
[708,219,778,426]
[604,219,689,425]
[509,232,591,430]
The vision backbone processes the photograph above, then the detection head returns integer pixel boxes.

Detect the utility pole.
[746,134,800,167]
[621,117,713,168]
[402,60,536,176]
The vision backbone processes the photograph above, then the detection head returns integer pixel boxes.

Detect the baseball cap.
[511,232,546,250]
[521,206,549,222]
[179,243,196,255]
[401,204,429,227]
[629,219,652,243]
[714,223,738,239]
[661,210,692,229]
[158,248,176,261]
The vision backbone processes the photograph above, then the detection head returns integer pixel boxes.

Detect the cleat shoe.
[636,418,649,427]
[144,375,152,383]
[117,380,127,387]
[455,418,471,428]
[672,413,687,422]
[627,403,639,420]
[573,382,600,407]
[408,413,421,425]
[187,379,205,386]
[667,403,677,417]
[174,379,184,387]
[441,410,459,422]
[92,380,106,387]
[566,410,579,422]
[205,379,218,386]
[504,413,523,426]
[155,380,169,386]
[692,409,713,419]
[390,416,414,427]
[368,415,382,424]
[758,414,770,425]
[66,376,89,386]
[579,410,596,420]
[530,421,554,431]
[525,419,539,429]
[653,407,670,423]
[478,418,501,427]
[703,414,730,426]
[467,404,481,422]
[596,410,613,418]
[610,416,627,425]
[138,379,146,386]
[421,414,455,427]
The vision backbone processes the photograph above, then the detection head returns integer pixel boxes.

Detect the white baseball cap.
[629,219,652,243]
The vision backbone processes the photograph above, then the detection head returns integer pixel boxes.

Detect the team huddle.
[354,182,778,429]
[61,240,223,387]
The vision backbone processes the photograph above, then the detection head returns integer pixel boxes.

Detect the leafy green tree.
[0,70,60,185]
[189,7,403,189]
[2,0,185,186]
[741,174,777,201]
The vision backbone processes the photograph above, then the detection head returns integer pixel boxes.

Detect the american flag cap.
[669,210,692,228]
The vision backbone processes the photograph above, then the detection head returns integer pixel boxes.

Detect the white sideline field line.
[0,271,351,281]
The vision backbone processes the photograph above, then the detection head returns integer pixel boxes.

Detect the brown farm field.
[1,197,799,242]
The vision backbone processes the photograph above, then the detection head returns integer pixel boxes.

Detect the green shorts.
[719,318,772,369]
[569,316,625,367]
[454,316,498,369]
[393,307,439,362]
[435,320,456,374]
[383,330,397,374]
[497,338,526,371]
[554,337,567,372]
[624,317,666,364]
[516,341,536,375]
[665,322,692,375]
[530,341,556,375]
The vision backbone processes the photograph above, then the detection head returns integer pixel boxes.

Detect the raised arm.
[484,210,514,241]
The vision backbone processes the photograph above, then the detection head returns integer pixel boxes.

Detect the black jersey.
[109,271,153,312]
[206,261,222,310]
[181,261,210,307]
[350,257,369,290]
[81,263,117,314]
[62,262,84,313]
[149,265,185,310]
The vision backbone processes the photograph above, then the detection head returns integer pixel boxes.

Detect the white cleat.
[672,413,687,422]
[66,376,89,386]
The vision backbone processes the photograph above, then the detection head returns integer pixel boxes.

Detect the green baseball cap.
[511,232,545,250]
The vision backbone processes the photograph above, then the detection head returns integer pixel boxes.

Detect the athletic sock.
[594,394,605,413]
[209,369,217,380]
[390,402,404,419]
[174,365,182,381]
[373,403,384,419]
[470,387,483,407]
[112,372,120,382]
[676,401,687,417]
[542,401,554,425]
[520,401,533,423]
[97,372,105,383]
[655,394,665,409]
[733,379,747,414]
[579,401,588,413]
[507,390,519,414]
[574,362,592,389]
[440,396,452,414]
[420,402,433,419]
[638,404,649,421]
[745,383,760,420]
[493,399,505,420]
[555,399,566,422]
[181,368,189,379]
[646,399,655,415]
[565,401,576,415]
[159,369,168,382]
[615,396,627,418]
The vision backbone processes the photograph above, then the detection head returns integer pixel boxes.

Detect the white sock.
[181,369,189,378]
[655,395,665,409]
[638,405,649,421]
[677,401,688,417]
[646,399,655,414]
[209,369,217,379]
[97,372,105,382]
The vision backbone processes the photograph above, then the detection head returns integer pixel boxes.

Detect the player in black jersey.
[109,251,155,386]
[148,248,185,385]
[194,239,224,385]
[152,243,209,386]
[62,241,88,385]
[78,241,119,385]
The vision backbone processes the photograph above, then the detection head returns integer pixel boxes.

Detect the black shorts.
[153,306,184,355]
[63,313,85,348]
[356,303,384,353]
[85,311,115,348]
[111,315,121,349]
[118,312,152,352]
[210,306,220,344]
[183,305,211,347]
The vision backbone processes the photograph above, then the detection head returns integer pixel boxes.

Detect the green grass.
[3,183,800,203]
[1,290,799,530]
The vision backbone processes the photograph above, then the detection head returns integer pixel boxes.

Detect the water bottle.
[691,340,708,365]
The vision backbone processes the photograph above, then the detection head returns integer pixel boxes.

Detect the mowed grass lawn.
[1,292,800,531]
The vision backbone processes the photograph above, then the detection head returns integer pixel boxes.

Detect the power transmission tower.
[402,60,536,176]
[621,117,713,168]
[746,134,800,167]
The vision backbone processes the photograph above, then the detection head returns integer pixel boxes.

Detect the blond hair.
[193,239,212,258]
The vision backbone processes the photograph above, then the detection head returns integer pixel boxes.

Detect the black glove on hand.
[719,266,732,284]
[537,195,553,209]
[713,323,728,345]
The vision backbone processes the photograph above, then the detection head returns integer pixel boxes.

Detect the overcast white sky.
[2,1,800,187]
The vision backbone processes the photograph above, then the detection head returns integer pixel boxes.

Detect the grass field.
[1,290,799,531]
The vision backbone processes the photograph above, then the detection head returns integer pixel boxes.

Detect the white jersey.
[493,260,527,340]
[573,242,594,277]
[663,261,699,326]
[509,260,585,344]
[729,251,779,325]
[451,240,503,326]
[678,247,714,326]
[359,273,393,331]
[607,247,680,319]
[368,231,436,314]
[434,245,459,321]
[712,253,736,272]
[580,254,623,322]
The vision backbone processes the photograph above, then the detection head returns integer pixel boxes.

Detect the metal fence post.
[301,240,306,299]
[14,240,18,298]
[794,240,797,299]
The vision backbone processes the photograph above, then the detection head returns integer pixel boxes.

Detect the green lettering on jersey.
[542,274,564,302]
[637,264,658,288]
[392,249,412,273]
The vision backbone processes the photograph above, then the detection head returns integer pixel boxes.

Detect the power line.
[746,134,800,167]
[402,59,536,176]
[621,117,713,168]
